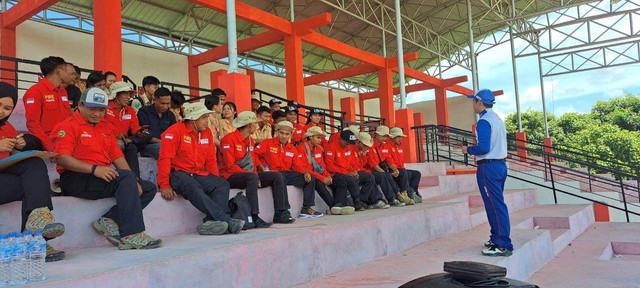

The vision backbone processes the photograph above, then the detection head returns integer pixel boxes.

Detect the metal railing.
[412,124,640,222]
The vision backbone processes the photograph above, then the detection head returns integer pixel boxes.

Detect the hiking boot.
[118,232,162,250]
[360,201,373,210]
[227,218,245,234]
[482,245,513,257]
[300,207,324,218]
[25,207,65,240]
[389,198,406,207]
[197,221,228,235]
[45,244,65,263]
[484,239,495,248]
[373,200,390,209]
[330,204,355,215]
[92,217,121,247]
[273,210,295,224]
[354,202,365,212]
[253,215,273,228]
[398,193,415,205]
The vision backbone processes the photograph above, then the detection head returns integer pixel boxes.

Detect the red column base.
[543,137,554,162]
[216,73,251,112]
[515,132,528,162]
[210,70,226,90]
[340,97,356,123]
[413,112,425,162]
[395,109,417,163]
[594,203,610,222]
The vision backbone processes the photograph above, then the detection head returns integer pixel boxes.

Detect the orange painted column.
[358,98,365,123]
[210,70,226,90]
[544,137,554,162]
[377,68,395,126]
[246,69,256,91]
[515,132,528,162]
[328,89,335,133]
[187,61,200,98]
[93,0,122,77]
[284,35,305,105]
[414,112,425,162]
[216,73,251,113]
[594,203,610,222]
[0,26,17,86]
[340,97,356,123]
[395,109,417,163]
[434,87,449,126]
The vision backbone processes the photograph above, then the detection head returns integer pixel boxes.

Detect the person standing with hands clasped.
[462,89,513,257]
[157,102,245,235]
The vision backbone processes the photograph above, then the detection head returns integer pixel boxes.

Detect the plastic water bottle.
[148,170,156,183]
[0,235,11,287]
[10,233,28,285]
[28,231,46,282]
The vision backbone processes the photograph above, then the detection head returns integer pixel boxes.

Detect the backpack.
[228,192,255,230]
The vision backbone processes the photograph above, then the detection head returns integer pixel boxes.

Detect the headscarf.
[0,82,18,127]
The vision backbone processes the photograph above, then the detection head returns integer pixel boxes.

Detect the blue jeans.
[477,161,513,251]
[141,143,161,160]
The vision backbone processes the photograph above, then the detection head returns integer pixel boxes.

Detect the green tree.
[591,94,640,132]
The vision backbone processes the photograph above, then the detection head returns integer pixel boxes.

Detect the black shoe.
[300,207,324,218]
[227,218,245,234]
[354,202,365,212]
[273,210,295,224]
[361,201,373,210]
[482,245,513,257]
[253,215,273,228]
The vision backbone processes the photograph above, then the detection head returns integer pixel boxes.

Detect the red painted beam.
[189,30,283,67]
[1,0,59,28]
[442,75,468,87]
[493,90,504,96]
[302,33,387,68]
[188,0,292,34]
[304,63,377,86]
[293,13,331,35]
[94,0,122,77]
[385,52,418,68]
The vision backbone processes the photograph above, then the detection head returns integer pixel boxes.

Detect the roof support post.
[358,97,365,123]
[377,68,395,126]
[466,0,478,92]
[226,0,239,73]
[284,34,305,105]
[395,108,417,163]
[435,87,449,126]
[509,0,522,133]
[187,58,200,97]
[94,0,122,77]
[0,26,16,86]
[394,0,407,109]
[340,97,356,124]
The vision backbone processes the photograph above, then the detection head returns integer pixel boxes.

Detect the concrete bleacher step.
[27,201,473,288]
[405,162,447,177]
[299,204,595,287]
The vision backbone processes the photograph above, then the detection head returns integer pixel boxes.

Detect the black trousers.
[280,171,315,207]
[21,134,45,151]
[170,171,231,223]
[60,169,157,237]
[227,172,260,214]
[0,158,54,231]
[396,168,422,191]
[315,180,335,208]
[371,171,399,201]
[258,171,289,211]
[118,140,141,178]
[332,171,379,205]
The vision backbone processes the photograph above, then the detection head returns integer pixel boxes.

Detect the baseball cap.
[340,130,356,145]
[389,127,407,138]
[287,100,299,107]
[269,99,282,106]
[232,111,262,128]
[467,89,495,105]
[183,102,212,120]
[357,132,374,147]
[80,87,109,108]
[375,125,390,136]
[251,96,260,102]
[343,125,359,135]
[286,106,299,114]
[309,108,324,116]
[277,121,294,131]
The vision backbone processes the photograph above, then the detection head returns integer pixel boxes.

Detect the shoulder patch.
[57,130,66,137]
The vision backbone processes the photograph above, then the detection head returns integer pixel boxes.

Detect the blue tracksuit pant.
[477,161,513,251]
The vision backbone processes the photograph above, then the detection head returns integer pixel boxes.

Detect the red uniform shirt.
[301,123,328,148]
[219,130,262,179]
[292,123,306,143]
[324,140,355,175]
[23,78,71,150]
[157,122,219,190]
[51,112,123,175]
[0,122,17,160]
[366,140,392,171]
[388,142,406,169]
[104,101,141,137]
[351,146,370,172]
[254,137,302,172]
[297,142,330,181]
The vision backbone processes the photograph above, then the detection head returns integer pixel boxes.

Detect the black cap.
[286,106,299,114]
[340,130,356,145]
[287,100,298,107]
[309,108,323,116]
[269,99,282,106]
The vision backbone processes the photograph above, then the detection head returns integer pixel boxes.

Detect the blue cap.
[34,231,42,236]
[467,89,495,105]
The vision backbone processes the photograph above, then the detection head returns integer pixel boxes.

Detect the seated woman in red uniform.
[0,82,66,262]
[158,102,245,235]
[301,108,327,147]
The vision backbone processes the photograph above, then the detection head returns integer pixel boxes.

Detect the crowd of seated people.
[0,56,423,263]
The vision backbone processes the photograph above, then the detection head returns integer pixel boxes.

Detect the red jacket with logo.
[388,142,406,169]
[219,130,262,179]
[324,140,355,175]
[254,137,303,172]
[157,122,218,190]
[296,142,331,181]
[23,78,71,150]
[366,141,392,171]
[105,101,141,137]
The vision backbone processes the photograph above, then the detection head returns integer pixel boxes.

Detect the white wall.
[408,95,476,130]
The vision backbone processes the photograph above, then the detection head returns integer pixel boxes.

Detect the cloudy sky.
[406,1,640,119]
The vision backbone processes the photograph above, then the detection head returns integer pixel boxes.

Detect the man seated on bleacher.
[0,82,66,262]
[104,81,149,178]
[271,110,286,137]
[250,106,272,144]
[325,130,388,211]
[297,126,355,215]
[285,106,305,144]
[131,76,159,112]
[372,126,415,205]
[268,99,282,115]
[328,125,359,144]
[254,121,322,219]
[354,132,405,207]
[157,102,245,235]
[52,87,161,250]
[137,87,176,159]
[388,127,423,203]
[23,56,73,151]
[219,111,280,228]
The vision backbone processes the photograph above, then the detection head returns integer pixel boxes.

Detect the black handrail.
[412,124,640,222]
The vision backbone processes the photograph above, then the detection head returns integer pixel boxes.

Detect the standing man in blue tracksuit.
[462,89,513,257]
